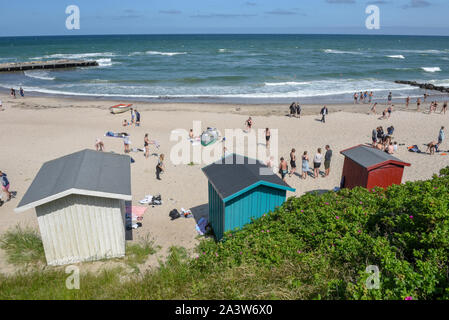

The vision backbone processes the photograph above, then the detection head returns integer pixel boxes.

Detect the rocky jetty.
[395,80,449,93]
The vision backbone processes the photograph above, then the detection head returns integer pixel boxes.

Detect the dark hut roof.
[340,145,411,170]
[15,149,132,213]
[202,154,295,202]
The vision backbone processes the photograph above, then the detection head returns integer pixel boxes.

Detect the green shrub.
[0,226,45,265]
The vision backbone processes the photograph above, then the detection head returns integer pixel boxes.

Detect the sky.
[1,0,449,36]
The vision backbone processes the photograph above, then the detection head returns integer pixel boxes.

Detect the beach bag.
[169,209,180,220]
[408,145,421,153]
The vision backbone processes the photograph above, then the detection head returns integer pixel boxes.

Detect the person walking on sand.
[0,170,11,202]
[130,108,135,124]
[371,102,377,114]
[135,109,141,126]
[320,105,328,123]
[289,149,297,177]
[387,105,393,118]
[301,151,310,180]
[417,98,421,112]
[324,145,332,177]
[279,157,288,182]
[265,128,271,149]
[144,133,151,158]
[313,148,323,179]
[441,101,448,115]
[156,154,165,180]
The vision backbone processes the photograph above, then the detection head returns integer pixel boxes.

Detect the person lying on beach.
[95,138,105,151]
[426,141,437,155]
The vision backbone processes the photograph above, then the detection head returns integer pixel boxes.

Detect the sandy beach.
[0,93,448,273]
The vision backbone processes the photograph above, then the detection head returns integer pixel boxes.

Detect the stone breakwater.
[395,80,449,93]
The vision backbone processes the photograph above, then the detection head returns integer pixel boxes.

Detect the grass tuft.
[0,225,45,265]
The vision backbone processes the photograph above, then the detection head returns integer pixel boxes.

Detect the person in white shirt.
[313,148,323,179]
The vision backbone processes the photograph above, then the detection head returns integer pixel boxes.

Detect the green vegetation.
[0,226,45,265]
[124,235,157,272]
[1,168,449,299]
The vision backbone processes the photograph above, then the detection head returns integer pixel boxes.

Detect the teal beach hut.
[202,154,295,240]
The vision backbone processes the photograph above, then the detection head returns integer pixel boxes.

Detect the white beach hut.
[15,149,132,266]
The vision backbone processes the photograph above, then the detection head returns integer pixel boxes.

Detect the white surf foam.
[96,58,113,67]
[324,49,362,55]
[145,51,187,56]
[31,52,116,60]
[24,70,55,81]
[422,67,441,73]
[264,81,311,86]
[387,55,405,59]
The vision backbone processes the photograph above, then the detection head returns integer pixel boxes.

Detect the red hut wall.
[342,158,368,189]
[366,164,405,189]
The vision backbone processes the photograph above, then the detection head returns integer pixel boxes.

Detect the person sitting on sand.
[123,119,129,126]
[387,126,394,136]
[386,142,394,154]
[427,141,437,155]
[95,138,105,152]
[0,170,11,202]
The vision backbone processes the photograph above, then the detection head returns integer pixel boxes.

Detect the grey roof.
[16,149,131,212]
[341,145,410,169]
[202,154,295,201]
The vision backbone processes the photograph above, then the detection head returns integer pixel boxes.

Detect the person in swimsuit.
[144,133,150,158]
[265,128,271,149]
[313,148,323,179]
[289,148,296,177]
[245,117,253,133]
[369,91,373,104]
[123,133,131,153]
[417,98,421,111]
[354,92,358,104]
[130,108,135,124]
[95,138,105,151]
[296,103,301,118]
[301,151,309,180]
[371,102,377,114]
[10,88,15,99]
[279,157,288,182]
[19,87,24,97]
[406,96,410,109]
[387,92,392,105]
[387,105,393,118]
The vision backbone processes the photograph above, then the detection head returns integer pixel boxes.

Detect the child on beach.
[95,138,105,151]
[296,103,301,118]
[0,171,11,202]
[279,157,288,182]
[301,151,309,180]
[426,141,437,155]
[369,92,373,104]
[354,92,358,104]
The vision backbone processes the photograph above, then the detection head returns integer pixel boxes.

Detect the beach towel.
[196,217,208,235]
[125,205,147,217]
[408,145,421,153]
[105,131,127,138]
[139,195,153,204]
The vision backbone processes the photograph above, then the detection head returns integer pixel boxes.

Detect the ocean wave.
[31,52,116,60]
[387,55,405,59]
[97,58,113,67]
[24,70,55,81]
[218,49,229,53]
[264,81,311,86]
[422,67,441,73]
[145,51,187,56]
[323,49,362,55]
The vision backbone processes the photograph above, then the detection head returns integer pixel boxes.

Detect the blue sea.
[0,34,448,104]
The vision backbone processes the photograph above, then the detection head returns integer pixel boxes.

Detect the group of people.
[354,91,374,104]
[278,145,333,182]
[10,87,24,99]
[289,102,302,118]
[123,108,141,127]
[372,126,397,154]
[405,95,447,115]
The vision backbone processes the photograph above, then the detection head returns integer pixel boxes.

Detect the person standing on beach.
[301,151,310,180]
[0,170,11,202]
[10,88,16,99]
[289,149,297,177]
[279,157,288,182]
[320,105,328,123]
[144,133,151,158]
[245,117,253,133]
[371,102,377,114]
[364,91,368,103]
[417,98,421,111]
[95,138,105,151]
[313,148,323,179]
[372,128,378,147]
[324,145,332,177]
[0,99,3,111]
[135,109,141,126]
[354,92,358,104]
[441,101,448,115]
[156,154,165,180]
[296,103,301,118]
[369,92,373,104]
[437,126,445,150]
[130,108,135,124]
[387,105,393,118]
[265,128,271,149]
[19,87,24,97]
[387,92,392,105]
[406,96,410,109]
[123,133,131,153]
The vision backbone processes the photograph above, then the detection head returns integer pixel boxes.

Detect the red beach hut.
[340,145,411,190]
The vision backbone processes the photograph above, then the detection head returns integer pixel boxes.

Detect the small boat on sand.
[109,104,133,114]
